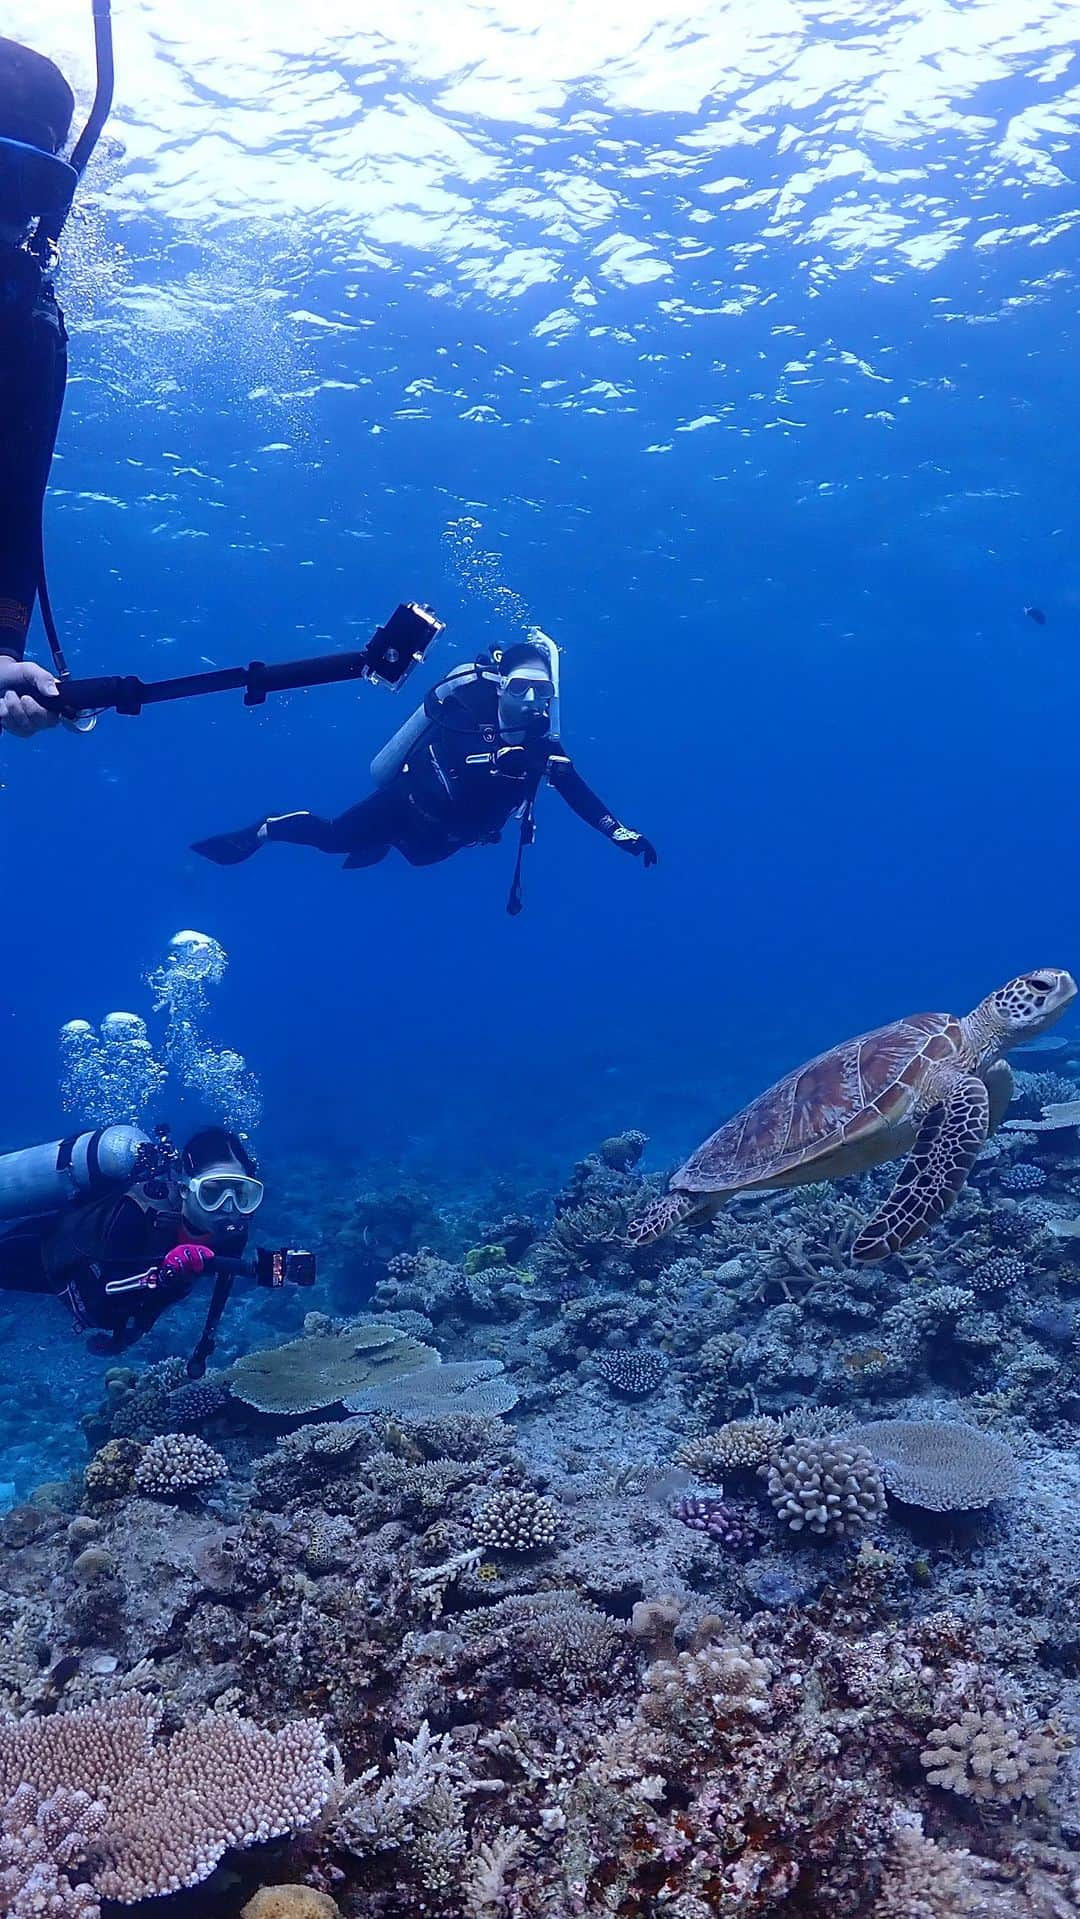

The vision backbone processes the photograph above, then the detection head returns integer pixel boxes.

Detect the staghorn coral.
[345,1359,518,1419]
[594,1349,668,1396]
[474,1487,560,1552]
[0,1694,333,1903]
[675,1417,782,1475]
[132,1432,226,1499]
[762,1436,885,1538]
[844,1419,1019,1512]
[332,1720,473,1890]
[230,1321,437,1416]
[410,1548,484,1619]
[920,1708,1066,1804]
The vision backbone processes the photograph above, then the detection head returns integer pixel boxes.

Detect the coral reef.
[5,1115,1080,1916]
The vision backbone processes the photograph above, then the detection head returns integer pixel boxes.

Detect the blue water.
[4,6,1080,1331]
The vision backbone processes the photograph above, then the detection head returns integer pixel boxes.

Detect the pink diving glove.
[161,1243,215,1280]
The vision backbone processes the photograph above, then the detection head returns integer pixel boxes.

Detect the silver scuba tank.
[0,1125,151,1223]
[369,662,494,786]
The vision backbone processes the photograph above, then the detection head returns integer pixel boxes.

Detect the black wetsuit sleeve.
[0,264,68,661]
[546,745,619,835]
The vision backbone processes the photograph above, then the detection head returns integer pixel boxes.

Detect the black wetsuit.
[0,242,66,660]
[0,1177,248,1352]
[257,669,625,868]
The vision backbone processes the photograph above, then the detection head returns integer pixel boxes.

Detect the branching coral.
[762,1436,885,1538]
[920,1709,1066,1804]
[594,1349,668,1396]
[637,1637,773,1757]
[132,1432,226,1499]
[0,1695,333,1904]
[0,1784,105,1919]
[473,1487,560,1553]
[676,1418,782,1476]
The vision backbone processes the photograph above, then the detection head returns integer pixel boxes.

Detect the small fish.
[1025,605,1047,625]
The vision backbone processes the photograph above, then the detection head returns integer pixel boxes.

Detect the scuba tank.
[0,1124,151,1222]
[369,661,496,785]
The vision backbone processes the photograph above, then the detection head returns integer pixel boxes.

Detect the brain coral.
[241,1890,342,1919]
[230,1321,437,1415]
[843,1419,1019,1512]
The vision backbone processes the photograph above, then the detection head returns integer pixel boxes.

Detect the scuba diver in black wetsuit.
[0,1126,268,1360]
[193,635,658,913]
[0,14,114,738]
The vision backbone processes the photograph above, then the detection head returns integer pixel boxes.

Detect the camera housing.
[363,603,445,689]
[254,1246,316,1289]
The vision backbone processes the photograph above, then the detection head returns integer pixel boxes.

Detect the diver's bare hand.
[0,659,60,738]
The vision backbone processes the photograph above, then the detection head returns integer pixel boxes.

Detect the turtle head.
[981,969,1077,1048]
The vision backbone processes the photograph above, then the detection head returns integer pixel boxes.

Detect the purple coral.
[671,1495,758,1552]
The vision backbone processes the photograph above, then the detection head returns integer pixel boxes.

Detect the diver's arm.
[547,747,658,863]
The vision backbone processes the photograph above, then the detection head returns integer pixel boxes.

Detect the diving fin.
[191,822,266,866]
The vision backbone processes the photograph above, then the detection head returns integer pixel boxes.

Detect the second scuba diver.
[193,634,658,912]
[0,1125,269,1360]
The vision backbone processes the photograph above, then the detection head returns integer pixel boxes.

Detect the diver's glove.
[161,1243,215,1280]
[611,825,658,867]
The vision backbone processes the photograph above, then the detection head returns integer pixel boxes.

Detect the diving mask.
[186,1172,264,1216]
[498,666,554,730]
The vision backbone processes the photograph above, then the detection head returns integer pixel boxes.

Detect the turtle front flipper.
[626,1191,701,1248]
[985,1059,1015,1134]
[853,1073,991,1262]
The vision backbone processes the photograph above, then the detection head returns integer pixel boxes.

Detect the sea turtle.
[628,970,1076,1262]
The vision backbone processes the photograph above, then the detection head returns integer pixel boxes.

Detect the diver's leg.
[193,800,389,867]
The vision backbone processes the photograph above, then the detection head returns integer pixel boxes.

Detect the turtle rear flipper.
[853,1073,990,1262]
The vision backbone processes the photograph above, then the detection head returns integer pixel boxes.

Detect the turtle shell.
[675,1012,963,1194]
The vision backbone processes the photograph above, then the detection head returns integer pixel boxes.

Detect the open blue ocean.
[2,7,1080,1917]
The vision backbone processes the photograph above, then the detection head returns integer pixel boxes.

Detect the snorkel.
[496,632,561,739]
